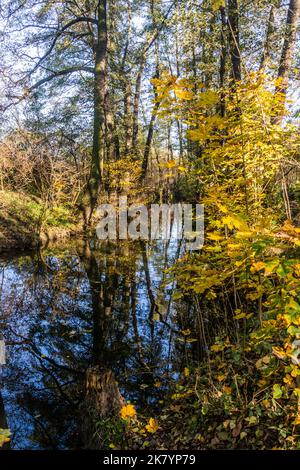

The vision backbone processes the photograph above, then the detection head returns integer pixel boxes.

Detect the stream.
[0,237,199,449]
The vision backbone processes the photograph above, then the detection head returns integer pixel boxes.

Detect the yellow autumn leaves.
[145,418,159,434]
[0,428,10,447]
[120,404,159,434]
[151,74,194,101]
[211,0,226,11]
[120,404,137,420]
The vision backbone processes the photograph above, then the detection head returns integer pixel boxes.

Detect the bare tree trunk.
[121,5,133,157]
[78,242,123,449]
[105,0,119,162]
[105,94,119,162]
[141,97,159,180]
[227,0,241,82]
[273,0,300,123]
[140,0,161,179]
[124,80,133,156]
[131,58,145,156]
[219,5,227,116]
[174,0,184,160]
[82,0,108,226]
[260,2,281,70]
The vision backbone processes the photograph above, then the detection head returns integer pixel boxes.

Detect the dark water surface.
[0,238,197,449]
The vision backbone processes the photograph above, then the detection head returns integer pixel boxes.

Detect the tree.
[273,0,300,123]
[227,0,241,83]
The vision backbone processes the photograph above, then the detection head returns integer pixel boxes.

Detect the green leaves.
[273,384,284,400]
[284,299,300,324]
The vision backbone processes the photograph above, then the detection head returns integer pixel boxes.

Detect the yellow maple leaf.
[207,232,223,241]
[250,261,266,273]
[222,214,248,231]
[293,414,300,426]
[272,346,286,360]
[216,374,226,382]
[211,343,224,352]
[174,87,194,100]
[145,418,159,433]
[166,159,176,168]
[120,404,137,420]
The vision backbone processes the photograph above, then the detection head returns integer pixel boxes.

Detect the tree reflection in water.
[0,238,198,449]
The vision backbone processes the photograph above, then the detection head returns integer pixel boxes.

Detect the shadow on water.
[0,237,201,449]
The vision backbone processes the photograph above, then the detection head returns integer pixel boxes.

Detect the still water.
[0,238,198,449]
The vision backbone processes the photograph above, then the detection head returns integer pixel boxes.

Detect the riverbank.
[0,190,82,252]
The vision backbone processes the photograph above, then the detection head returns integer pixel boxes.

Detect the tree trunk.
[141,1,161,180]
[219,6,227,116]
[273,0,300,123]
[260,2,281,70]
[141,101,159,180]
[78,242,123,449]
[124,80,133,156]
[105,0,119,162]
[83,0,108,226]
[227,0,241,82]
[80,366,123,449]
[105,94,118,162]
[131,58,145,156]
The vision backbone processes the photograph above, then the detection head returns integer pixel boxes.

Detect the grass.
[0,190,79,251]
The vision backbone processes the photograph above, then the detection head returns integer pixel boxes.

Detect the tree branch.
[28,17,97,76]
[29,66,95,91]
[2,66,94,111]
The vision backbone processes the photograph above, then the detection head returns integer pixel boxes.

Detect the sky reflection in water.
[0,237,192,449]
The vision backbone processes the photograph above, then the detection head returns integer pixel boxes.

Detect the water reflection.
[0,238,197,449]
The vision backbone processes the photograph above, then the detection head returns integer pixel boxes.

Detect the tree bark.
[140,1,161,179]
[78,242,124,448]
[121,5,133,157]
[273,0,300,123]
[219,6,227,117]
[80,366,123,449]
[131,58,146,156]
[83,0,108,226]
[105,0,120,162]
[260,2,281,70]
[227,0,241,83]
[174,0,184,160]
[141,99,159,180]
[124,80,133,156]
